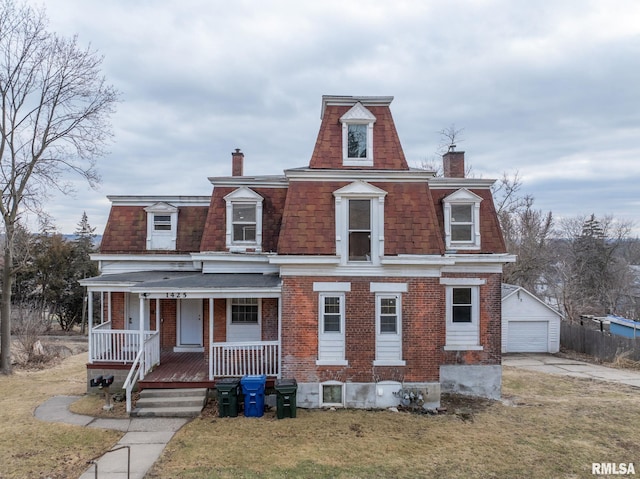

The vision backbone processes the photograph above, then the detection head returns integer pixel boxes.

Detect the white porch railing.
[123,331,160,413]
[90,322,156,363]
[212,341,280,377]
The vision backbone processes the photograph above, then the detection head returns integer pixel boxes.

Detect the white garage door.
[507,321,549,353]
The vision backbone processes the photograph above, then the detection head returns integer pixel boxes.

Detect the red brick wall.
[110,292,125,329]
[281,273,502,383]
[160,299,177,349]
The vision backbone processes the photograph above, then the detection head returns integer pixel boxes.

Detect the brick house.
[82,95,514,410]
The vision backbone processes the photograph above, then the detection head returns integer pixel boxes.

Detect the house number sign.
[165,292,188,298]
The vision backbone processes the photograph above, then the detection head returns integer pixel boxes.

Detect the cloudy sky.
[28,0,640,235]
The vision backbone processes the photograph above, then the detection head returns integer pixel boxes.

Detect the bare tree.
[0,0,118,373]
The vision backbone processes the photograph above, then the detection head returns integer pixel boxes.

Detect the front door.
[179,299,203,347]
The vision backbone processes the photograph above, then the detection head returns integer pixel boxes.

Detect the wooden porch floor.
[139,351,214,390]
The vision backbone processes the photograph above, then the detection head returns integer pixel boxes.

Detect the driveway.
[503,353,640,388]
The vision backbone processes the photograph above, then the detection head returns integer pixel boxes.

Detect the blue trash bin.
[241,375,267,418]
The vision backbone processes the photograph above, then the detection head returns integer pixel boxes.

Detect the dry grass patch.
[0,354,122,479]
[69,392,128,418]
[148,368,640,479]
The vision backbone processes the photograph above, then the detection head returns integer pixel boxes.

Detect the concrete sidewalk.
[34,396,188,479]
[503,353,640,388]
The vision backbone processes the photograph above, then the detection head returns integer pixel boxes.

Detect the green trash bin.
[275,378,297,419]
[216,378,241,417]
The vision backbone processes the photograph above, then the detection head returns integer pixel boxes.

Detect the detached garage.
[502,284,562,353]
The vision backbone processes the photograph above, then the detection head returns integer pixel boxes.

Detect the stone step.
[136,395,207,409]
[131,387,208,418]
[132,406,204,418]
[139,387,208,399]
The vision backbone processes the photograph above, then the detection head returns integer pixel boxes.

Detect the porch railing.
[212,341,280,377]
[90,322,156,363]
[123,331,160,413]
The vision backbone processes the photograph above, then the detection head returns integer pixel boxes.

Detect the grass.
[147,368,640,479]
[0,353,121,479]
[2,353,639,479]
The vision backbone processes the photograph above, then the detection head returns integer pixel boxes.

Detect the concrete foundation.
[439,365,502,399]
[296,381,441,409]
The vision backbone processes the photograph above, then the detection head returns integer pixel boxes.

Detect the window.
[144,202,178,250]
[231,298,259,323]
[322,296,342,333]
[333,181,386,266]
[321,381,344,407]
[340,102,376,166]
[347,124,367,158]
[442,188,482,250]
[452,287,472,323]
[379,297,398,333]
[450,204,473,242]
[348,199,371,261]
[441,278,485,350]
[224,187,264,252]
[153,215,172,231]
[232,204,256,242]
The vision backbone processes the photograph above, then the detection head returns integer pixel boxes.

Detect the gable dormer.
[224,186,264,252]
[309,96,409,170]
[145,202,178,250]
[340,102,376,167]
[442,188,483,250]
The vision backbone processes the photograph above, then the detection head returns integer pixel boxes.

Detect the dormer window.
[443,189,482,250]
[224,187,263,252]
[334,181,386,266]
[145,202,178,250]
[340,102,376,167]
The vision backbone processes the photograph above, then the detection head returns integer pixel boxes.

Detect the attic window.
[340,102,376,167]
[224,187,264,252]
[153,215,172,231]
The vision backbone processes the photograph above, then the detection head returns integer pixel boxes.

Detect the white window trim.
[320,380,345,408]
[340,102,376,167]
[226,297,262,326]
[441,278,484,351]
[373,292,406,366]
[443,188,482,251]
[144,202,178,251]
[224,187,264,253]
[316,292,348,366]
[334,181,386,266]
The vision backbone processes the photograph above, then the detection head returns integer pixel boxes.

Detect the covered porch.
[82,272,283,386]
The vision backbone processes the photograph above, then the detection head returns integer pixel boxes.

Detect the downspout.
[209,298,214,380]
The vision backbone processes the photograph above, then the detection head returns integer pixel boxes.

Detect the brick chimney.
[443,149,465,178]
[232,148,244,176]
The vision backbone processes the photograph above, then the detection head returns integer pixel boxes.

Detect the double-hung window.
[348,199,371,261]
[232,204,256,242]
[441,278,485,350]
[226,297,261,342]
[230,298,259,324]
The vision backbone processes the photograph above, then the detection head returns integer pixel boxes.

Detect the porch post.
[209,298,214,380]
[155,298,160,331]
[87,290,93,364]
[107,292,112,322]
[139,295,145,374]
[277,295,282,379]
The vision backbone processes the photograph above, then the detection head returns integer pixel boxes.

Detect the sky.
[24,0,640,236]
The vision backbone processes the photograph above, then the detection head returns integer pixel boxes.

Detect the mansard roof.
[309,96,408,170]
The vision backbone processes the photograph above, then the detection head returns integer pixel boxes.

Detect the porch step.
[131,388,208,418]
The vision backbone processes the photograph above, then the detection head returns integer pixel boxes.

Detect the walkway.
[34,396,188,479]
[503,353,640,388]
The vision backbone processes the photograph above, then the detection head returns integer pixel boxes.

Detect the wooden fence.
[561,320,640,362]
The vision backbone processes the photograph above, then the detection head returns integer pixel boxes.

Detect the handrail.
[122,331,160,413]
[87,445,130,479]
[123,349,144,414]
